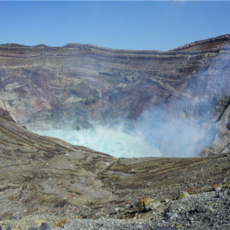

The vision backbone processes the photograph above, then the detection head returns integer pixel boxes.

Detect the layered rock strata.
[172,34,230,51]
[0,35,230,156]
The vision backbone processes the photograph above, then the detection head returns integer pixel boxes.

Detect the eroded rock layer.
[0,35,230,156]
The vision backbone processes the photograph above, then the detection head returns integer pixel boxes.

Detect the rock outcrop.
[0,107,16,123]
[172,34,230,51]
[0,35,230,156]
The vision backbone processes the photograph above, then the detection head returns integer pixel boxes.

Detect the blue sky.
[0,1,229,51]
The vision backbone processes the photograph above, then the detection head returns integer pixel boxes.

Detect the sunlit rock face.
[0,35,230,156]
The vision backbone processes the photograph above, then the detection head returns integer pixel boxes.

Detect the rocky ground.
[0,109,230,229]
[0,186,230,229]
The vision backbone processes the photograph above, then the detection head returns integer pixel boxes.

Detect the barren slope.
[0,109,229,226]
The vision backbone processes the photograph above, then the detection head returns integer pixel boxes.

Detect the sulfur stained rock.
[55,218,69,227]
[212,184,221,190]
[177,191,189,200]
[138,198,155,211]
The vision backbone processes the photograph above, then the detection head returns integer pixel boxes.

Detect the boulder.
[138,198,155,211]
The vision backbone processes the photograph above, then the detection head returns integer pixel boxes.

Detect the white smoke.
[36,106,210,158]
[35,42,230,158]
[36,123,163,158]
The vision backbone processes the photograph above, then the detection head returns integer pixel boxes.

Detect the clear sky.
[0,1,229,51]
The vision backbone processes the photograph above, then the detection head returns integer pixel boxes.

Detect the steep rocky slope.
[0,108,116,218]
[0,108,230,229]
[0,35,230,157]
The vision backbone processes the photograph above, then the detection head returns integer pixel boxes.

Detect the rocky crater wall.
[0,35,230,157]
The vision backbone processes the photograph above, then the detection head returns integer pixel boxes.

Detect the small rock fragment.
[31,222,38,228]
[138,198,155,211]
[212,184,221,190]
[153,226,178,230]
[28,222,38,230]
[170,213,178,220]
[4,226,11,230]
[38,223,52,230]
[195,204,214,213]
[215,187,221,192]
[146,201,161,211]
[177,191,189,200]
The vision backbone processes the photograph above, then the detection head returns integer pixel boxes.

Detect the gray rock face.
[0,108,15,123]
[0,35,230,156]
[198,104,230,157]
